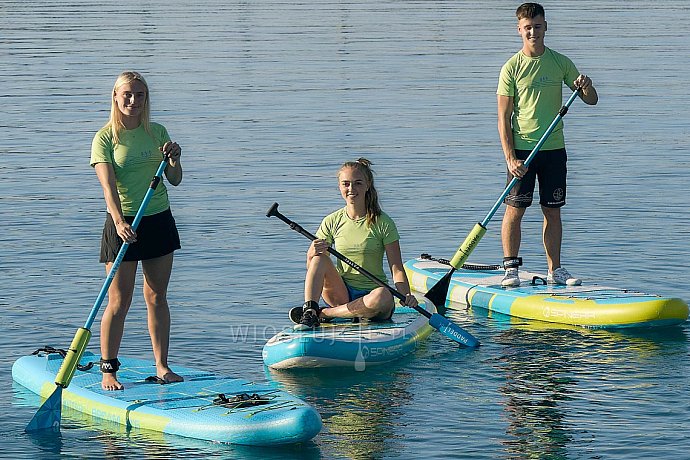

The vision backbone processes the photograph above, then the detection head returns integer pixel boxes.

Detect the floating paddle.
[266,203,479,348]
[26,153,170,432]
[425,88,582,308]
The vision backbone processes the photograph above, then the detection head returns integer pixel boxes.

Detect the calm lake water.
[1,0,689,458]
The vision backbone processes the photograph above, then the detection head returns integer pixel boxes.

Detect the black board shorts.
[99,208,181,263]
[504,148,567,208]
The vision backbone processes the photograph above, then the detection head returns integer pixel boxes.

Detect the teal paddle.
[26,153,170,432]
[267,203,480,348]
[425,88,582,308]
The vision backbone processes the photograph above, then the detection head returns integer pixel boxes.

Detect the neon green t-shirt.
[316,207,400,290]
[90,123,171,216]
[497,47,580,150]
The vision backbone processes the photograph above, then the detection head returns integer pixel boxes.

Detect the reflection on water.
[495,330,575,460]
[491,325,688,460]
[267,363,414,460]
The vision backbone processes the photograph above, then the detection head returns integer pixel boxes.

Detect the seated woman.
[291,158,418,330]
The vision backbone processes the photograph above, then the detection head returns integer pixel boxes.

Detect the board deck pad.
[13,351,321,445]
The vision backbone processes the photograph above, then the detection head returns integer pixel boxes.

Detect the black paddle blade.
[424,268,455,315]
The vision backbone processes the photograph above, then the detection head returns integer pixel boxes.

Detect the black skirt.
[99,208,181,263]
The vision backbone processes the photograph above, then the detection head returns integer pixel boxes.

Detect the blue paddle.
[425,88,582,308]
[267,203,480,348]
[26,153,170,432]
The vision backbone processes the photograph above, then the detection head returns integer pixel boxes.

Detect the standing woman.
[91,71,184,390]
[290,158,418,330]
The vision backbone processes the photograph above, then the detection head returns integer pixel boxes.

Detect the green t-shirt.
[497,47,580,150]
[316,207,400,290]
[90,123,171,216]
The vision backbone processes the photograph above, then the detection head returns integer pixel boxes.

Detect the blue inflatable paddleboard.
[263,300,435,369]
[12,351,321,445]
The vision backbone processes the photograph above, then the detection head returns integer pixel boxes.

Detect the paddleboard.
[262,301,435,369]
[405,257,689,328]
[12,351,321,445]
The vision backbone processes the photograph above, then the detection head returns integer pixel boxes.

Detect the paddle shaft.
[482,87,581,227]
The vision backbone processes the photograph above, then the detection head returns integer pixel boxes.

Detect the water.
[1,0,689,458]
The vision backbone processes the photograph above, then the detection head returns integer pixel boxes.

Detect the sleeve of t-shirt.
[497,61,515,97]
[379,214,400,246]
[153,123,172,148]
[90,129,114,167]
[316,216,334,245]
[562,56,580,90]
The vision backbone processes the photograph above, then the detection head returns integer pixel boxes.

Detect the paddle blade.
[429,313,480,348]
[25,386,62,433]
[424,268,454,315]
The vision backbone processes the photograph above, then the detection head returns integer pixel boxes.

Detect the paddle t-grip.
[54,327,91,388]
[449,223,486,269]
[266,202,280,218]
[267,203,319,241]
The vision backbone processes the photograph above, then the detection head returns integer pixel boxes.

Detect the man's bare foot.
[157,367,184,383]
[101,373,124,391]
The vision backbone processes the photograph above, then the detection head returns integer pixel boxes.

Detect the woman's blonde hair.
[104,71,152,144]
[339,158,381,226]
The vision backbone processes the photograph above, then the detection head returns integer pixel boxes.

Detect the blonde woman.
[91,71,184,390]
[291,158,418,330]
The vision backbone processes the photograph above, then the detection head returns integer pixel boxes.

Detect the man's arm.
[498,94,526,179]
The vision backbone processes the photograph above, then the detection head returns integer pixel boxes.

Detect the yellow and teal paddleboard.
[405,258,688,329]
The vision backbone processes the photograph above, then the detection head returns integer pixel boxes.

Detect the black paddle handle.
[267,203,419,309]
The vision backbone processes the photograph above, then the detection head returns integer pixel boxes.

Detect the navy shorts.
[99,208,181,263]
[504,148,567,208]
[346,284,372,302]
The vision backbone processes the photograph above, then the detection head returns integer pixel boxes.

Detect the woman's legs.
[305,255,348,306]
[141,253,183,383]
[298,255,394,327]
[100,261,137,390]
[321,287,394,320]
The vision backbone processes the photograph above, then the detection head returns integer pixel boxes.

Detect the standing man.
[498,3,598,287]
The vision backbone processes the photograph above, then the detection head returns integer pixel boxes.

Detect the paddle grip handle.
[449,223,487,269]
[55,327,91,388]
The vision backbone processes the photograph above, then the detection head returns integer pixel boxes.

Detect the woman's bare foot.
[101,373,124,391]
[157,367,184,383]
